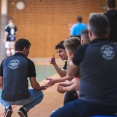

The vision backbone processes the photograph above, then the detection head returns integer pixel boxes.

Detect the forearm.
[62,83,77,92]
[59,80,74,87]
[54,75,73,83]
[53,63,66,77]
[32,82,41,90]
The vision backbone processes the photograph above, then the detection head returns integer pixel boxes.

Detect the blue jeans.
[50,99,117,117]
[0,89,43,111]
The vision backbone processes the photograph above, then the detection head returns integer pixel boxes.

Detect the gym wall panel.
[7,0,112,58]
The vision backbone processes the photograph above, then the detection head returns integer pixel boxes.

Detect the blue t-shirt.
[70,22,87,36]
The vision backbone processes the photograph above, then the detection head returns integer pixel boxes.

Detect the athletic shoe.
[18,107,28,117]
[4,106,12,117]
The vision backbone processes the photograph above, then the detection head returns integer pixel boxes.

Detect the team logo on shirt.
[100,45,115,60]
[8,59,20,69]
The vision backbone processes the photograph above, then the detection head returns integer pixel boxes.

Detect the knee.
[40,91,44,98]
[37,90,44,99]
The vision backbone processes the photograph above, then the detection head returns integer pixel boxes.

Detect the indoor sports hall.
[0,0,117,117]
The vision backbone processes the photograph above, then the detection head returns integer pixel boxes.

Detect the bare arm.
[67,60,78,78]
[29,77,46,90]
[52,63,66,77]
[46,74,74,87]
[49,54,66,77]
[46,60,78,86]
[58,80,74,87]
[0,76,3,89]
[57,78,80,94]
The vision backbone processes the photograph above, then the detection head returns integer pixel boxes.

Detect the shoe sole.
[4,110,12,117]
[18,111,25,117]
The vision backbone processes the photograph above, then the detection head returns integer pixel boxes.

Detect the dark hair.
[88,14,109,37]
[107,0,116,8]
[15,38,31,51]
[64,37,81,54]
[77,16,82,22]
[55,41,65,49]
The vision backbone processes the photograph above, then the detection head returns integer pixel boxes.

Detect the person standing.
[104,0,117,42]
[0,38,46,117]
[70,16,87,36]
[4,18,18,57]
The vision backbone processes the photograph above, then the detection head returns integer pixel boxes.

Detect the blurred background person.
[4,18,18,57]
[104,0,117,42]
[70,16,87,36]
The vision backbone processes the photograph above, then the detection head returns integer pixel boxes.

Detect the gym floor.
[0,58,64,117]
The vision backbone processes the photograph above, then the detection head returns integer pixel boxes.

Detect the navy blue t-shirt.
[0,53,36,101]
[72,38,117,105]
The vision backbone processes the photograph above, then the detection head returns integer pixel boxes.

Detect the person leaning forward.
[0,38,46,117]
[50,14,117,117]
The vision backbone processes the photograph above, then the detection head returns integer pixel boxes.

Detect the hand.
[57,85,65,94]
[49,54,56,65]
[46,78,55,86]
[39,85,47,90]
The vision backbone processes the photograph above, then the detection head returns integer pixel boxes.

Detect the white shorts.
[5,41,15,49]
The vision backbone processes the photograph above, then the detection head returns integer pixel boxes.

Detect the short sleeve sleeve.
[28,59,36,77]
[0,61,4,76]
[72,44,88,66]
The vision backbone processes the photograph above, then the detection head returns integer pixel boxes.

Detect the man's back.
[70,23,87,36]
[104,10,117,42]
[73,38,117,105]
[1,53,31,101]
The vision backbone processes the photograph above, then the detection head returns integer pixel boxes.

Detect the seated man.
[49,41,68,77]
[57,29,90,95]
[57,37,81,97]
[49,41,78,105]
[0,38,46,117]
[50,14,117,117]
